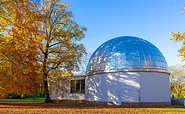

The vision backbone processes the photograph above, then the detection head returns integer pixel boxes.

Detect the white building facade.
[50,76,85,100]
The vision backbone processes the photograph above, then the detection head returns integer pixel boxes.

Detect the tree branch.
[48,42,60,48]
[48,60,63,72]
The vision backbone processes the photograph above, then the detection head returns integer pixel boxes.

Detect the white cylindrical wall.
[85,72,140,104]
[139,72,170,102]
[85,72,170,104]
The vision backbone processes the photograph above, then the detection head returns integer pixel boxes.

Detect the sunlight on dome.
[86,36,168,75]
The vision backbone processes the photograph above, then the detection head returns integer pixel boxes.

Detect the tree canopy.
[169,5,185,98]
[0,0,86,102]
[168,65,185,98]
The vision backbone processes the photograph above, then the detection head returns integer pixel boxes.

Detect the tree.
[168,65,185,98]
[0,0,86,102]
[170,6,185,61]
[170,32,185,62]
[0,0,42,96]
[170,5,185,98]
[37,0,86,102]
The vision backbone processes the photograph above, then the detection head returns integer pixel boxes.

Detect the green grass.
[0,97,45,102]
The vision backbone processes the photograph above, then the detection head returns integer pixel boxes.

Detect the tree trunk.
[43,73,52,102]
[43,44,52,102]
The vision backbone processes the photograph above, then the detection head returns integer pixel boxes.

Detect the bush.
[12,94,21,99]
[7,94,21,99]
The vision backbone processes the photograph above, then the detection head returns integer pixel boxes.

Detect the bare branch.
[48,42,60,48]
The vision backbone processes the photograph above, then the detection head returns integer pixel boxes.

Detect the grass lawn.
[0,101,184,114]
[0,97,45,102]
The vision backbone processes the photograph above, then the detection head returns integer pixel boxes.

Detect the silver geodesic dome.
[86,36,168,75]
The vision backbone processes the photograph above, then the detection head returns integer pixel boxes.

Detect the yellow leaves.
[182,46,185,52]
[44,7,48,12]
[170,32,185,41]
[0,0,42,95]
[170,32,185,63]
[0,0,86,98]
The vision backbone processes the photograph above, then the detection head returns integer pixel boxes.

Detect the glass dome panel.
[86,36,168,75]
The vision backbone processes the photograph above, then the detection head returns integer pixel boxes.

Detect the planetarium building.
[51,36,170,105]
[85,36,170,105]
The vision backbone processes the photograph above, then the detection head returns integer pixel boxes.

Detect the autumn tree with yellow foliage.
[169,5,185,98]
[0,0,86,102]
[168,65,185,98]
[0,0,43,97]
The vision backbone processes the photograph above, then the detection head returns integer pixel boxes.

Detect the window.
[71,79,85,93]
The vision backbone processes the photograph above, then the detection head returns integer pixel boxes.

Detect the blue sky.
[64,0,185,66]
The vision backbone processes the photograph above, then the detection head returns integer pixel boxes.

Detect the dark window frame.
[71,79,85,93]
